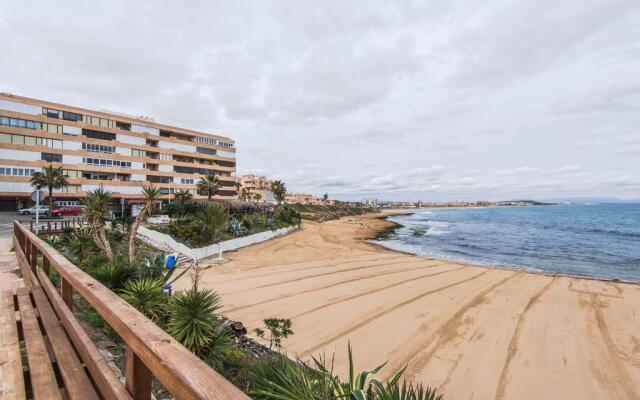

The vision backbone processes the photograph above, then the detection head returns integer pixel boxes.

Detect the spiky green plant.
[29,165,69,212]
[270,180,286,205]
[83,187,114,261]
[248,345,444,400]
[197,174,220,201]
[173,189,193,204]
[120,277,166,322]
[167,288,221,354]
[202,323,236,371]
[93,258,135,290]
[129,185,162,263]
[198,203,229,243]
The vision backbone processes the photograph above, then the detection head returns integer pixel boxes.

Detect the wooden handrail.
[14,221,249,400]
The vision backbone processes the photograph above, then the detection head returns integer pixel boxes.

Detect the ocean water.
[372,204,640,282]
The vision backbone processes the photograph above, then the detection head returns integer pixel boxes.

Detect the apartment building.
[284,193,333,206]
[0,93,237,210]
[238,174,274,203]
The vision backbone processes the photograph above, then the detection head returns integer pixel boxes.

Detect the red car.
[51,206,85,216]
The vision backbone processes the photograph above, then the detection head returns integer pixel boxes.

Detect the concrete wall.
[137,224,298,261]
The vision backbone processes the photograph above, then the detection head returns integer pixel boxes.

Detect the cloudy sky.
[1,1,639,201]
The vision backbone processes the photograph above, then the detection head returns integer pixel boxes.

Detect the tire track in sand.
[300,269,490,357]
[586,292,639,400]
[400,272,519,381]
[219,255,409,283]
[225,262,457,312]
[495,277,556,400]
[287,265,466,320]
[220,259,420,295]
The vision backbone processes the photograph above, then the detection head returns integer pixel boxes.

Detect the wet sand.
[174,213,640,400]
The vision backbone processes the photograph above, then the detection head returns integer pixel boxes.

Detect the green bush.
[93,258,136,290]
[120,277,167,323]
[167,288,222,355]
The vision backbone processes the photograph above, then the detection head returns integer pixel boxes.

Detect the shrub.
[93,258,136,290]
[202,323,236,371]
[254,318,294,350]
[167,288,222,354]
[120,277,167,322]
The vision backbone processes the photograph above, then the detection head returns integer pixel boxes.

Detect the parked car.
[51,205,84,216]
[18,205,50,215]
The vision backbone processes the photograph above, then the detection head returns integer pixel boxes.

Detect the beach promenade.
[175,213,640,400]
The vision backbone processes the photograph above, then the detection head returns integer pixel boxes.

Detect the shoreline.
[178,212,640,399]
[368,210,640,286]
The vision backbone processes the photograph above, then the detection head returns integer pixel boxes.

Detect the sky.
[1,0,639,202]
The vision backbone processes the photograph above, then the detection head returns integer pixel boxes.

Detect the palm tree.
[271,180,286,205]
[197,174,220,201]
[129,185,162,263]
[234,180,242,199]
[30,165,69,212]
[167,288,222,355]
[173,189,193,205]
[83,188,114,261]
[239,187,250,202]
[198,203,229,243]
[254,192,262,203]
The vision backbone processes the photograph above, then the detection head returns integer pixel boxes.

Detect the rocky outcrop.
[220,317,279,358]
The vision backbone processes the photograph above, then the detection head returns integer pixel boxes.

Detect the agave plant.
[202,323,236,371]
[167,288,222,354]
[93,258,136,290]
[248,345,444,400]
[120,277,166,322]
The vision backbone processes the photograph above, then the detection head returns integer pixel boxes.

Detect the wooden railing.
[23,217,86,234]
[13,221,249,400]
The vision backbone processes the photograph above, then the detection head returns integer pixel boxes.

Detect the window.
[82,157,131,168]
[82,142,115,153]
[0,115,42,130]
[62,169,81,178]
[44,123,62,134]
[36,138,63,148]
[83,115,115,129]
[62,111,82,122]
[131,149,146,158]
[0,133,10,143]
[159,153,172,160]
[82,129,116,141]
[61,185,81,193]
[42,107,61,119]
[41,152,63,163]
[196,147,216,155]
[181,178,194,185]
[0,167,36,176]
[11,135,24,145]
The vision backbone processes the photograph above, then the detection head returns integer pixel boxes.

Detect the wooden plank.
[30,286,100,400]
[125,347,151,400]
[16,288,63,400]
[36,268,133,400]
[0,290,26,400]
[16,221,249,400]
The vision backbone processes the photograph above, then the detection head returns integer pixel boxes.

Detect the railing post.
[125,347,151,400]
[47,221,51,233]
[30,243,37,273]
[30,221,33,232]
[43,257,50,277]
[61,278,73,311]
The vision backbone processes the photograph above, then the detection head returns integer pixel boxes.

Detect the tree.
[271,180,286,205]
[30,165,69,212]
[254,318,294,350]
[197,174,220,201]
[323,193,328,202]
[173,189,193,204]
[82,188,114,261]
[253,192,262,203]
[234,180,242,198]
[129,185,162,263]
[239,187,250,202]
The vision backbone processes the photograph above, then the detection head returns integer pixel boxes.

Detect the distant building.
[361,198,378,208]
[285,193,332,205]
[238,174,274,203]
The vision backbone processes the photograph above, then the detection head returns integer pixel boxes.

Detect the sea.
[372,204,640,283]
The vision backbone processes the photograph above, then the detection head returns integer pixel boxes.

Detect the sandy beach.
[174,212,640,400]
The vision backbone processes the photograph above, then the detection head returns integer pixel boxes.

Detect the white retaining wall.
[137,224,298,261]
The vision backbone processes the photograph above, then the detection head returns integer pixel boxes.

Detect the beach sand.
[174,212,640,400]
